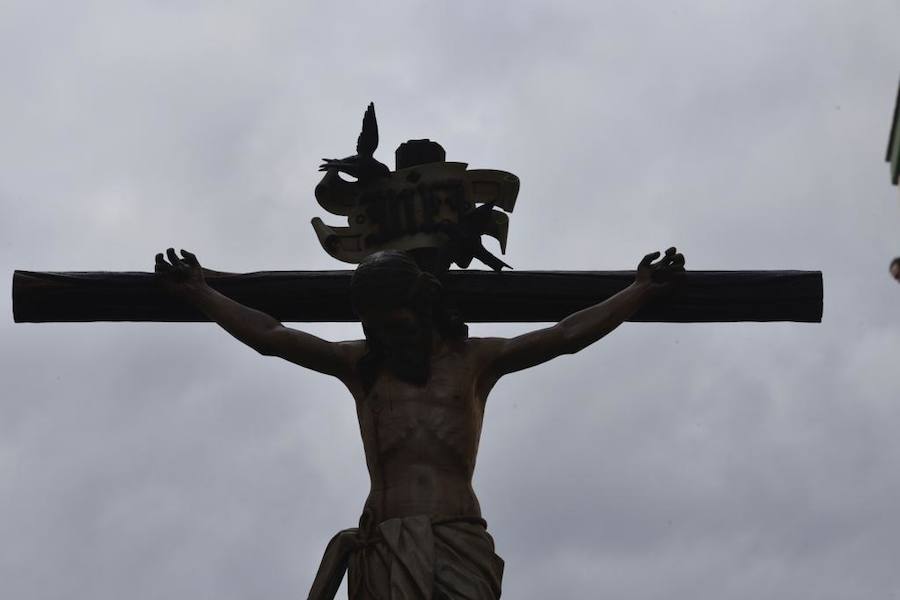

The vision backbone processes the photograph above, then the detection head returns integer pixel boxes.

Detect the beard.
[381,325,433,386]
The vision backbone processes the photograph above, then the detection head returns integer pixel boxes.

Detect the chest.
[354,353,485,446]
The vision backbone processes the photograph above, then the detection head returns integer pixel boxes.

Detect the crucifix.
[13,104,822,599]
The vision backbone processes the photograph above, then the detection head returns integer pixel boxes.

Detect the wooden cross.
[13,268,821,324]
[10,104,825,600]
[11,107,823,324]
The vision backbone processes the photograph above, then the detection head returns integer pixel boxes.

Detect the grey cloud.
[3,1,900,599]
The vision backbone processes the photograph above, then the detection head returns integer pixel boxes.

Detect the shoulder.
[335,339,367,362]
[461,337,509,392]
[332,339,367,391]
[464,336,505,349]
[461,336,508,363]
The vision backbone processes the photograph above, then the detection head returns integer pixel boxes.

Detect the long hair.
[351,251,467,391]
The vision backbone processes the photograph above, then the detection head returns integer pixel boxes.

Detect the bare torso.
[155,245,681,561]
[342,338,497,527]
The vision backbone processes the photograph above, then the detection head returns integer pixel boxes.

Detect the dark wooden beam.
[12,269,823,324]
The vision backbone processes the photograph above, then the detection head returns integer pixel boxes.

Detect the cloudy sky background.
[3,1,900,598]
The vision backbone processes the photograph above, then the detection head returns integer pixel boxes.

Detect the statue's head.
[351,250,466,388]
[891,257,900,282]
[352,250,440,344]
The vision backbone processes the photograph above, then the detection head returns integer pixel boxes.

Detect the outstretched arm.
[155,249,358,380]
[481,248,685,378]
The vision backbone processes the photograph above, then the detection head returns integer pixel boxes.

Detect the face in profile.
[891,259,900,282]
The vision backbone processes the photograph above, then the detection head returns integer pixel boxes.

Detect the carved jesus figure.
[155,246,686,600]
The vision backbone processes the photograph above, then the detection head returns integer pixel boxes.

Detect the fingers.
[660,249,686,272]
[641,246,686,273]
[154,252,172,273]
[166,247,182,267]
[658,247,685,268]
[180,249,200,267]
[158,248,196,273]
[640,251,661,267]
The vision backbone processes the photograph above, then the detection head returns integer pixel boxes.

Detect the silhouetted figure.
[319,102,391,184]
[154,246,686,599]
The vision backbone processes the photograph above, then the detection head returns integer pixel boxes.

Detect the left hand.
[154,248,208,298]
[636,247,686,293]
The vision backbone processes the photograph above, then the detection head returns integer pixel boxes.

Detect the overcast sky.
[3,1,900,599]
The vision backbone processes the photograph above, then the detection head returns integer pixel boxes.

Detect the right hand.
[635,246,686,295]
[155,248,207,296]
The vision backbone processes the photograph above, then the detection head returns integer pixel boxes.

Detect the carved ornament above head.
[312,104,519,273]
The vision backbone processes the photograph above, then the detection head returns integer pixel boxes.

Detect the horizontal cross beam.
[12,270,823,323]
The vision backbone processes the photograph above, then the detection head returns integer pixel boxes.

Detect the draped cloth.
[307,515,504,600]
